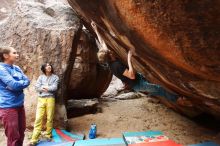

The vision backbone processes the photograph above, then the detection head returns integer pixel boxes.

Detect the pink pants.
[0,106,26,146]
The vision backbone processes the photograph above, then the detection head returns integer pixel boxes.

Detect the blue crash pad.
[36,141,74,146]
[74,138,126,146]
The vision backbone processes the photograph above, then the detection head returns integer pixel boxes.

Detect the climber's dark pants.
[0,106,26,146]
[132,74,178,102]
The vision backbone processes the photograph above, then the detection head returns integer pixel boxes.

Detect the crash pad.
[37,129,84,146]
[189,141,220,146]
[123,131,163,138]
[127,140,182,146]
[123,131,182,146]
[37,141,74,146]
[52,129,84,142]
[74,138,126,146]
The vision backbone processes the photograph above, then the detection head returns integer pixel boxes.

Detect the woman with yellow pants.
[29,63,59,146]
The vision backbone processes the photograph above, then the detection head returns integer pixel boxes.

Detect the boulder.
[102,76,125,98]
[67,99,99,117]
[67,29,112,99]
[114,92,142,100]
[67,0,220,118]
[0,0,111,128]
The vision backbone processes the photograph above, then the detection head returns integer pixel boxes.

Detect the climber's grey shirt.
[35,74,59,97]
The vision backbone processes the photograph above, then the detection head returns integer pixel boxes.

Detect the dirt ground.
[0,95,219,146]
[0,129,31,146]
[68,96,220,145]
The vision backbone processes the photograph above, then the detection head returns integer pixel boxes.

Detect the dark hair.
[41,63,54,74]
[0,46,13,62]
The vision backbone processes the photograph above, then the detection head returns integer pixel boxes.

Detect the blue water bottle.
[89,124,97,139]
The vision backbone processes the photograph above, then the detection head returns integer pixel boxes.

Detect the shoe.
[40,137,52,142]
[45,137,52,142]
[177,97,193,107]
[28,142,37,146]
[41,132,52,142]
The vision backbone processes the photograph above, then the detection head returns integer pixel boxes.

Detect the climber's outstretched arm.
[122,50,136,79]
[91,21,108,50]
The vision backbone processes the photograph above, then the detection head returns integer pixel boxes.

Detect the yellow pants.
[31,97,55,143]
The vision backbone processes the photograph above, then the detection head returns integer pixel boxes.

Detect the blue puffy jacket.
[0,63,30,108]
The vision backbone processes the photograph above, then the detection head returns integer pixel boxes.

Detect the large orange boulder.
[68,0,220,118]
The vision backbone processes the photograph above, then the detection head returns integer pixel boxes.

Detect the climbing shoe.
[177,97,193,107]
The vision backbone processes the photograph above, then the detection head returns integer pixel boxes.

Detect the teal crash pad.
[123,130,163,137]
[37,129,84,146]
[74,138,126,146]
[37,141,74,146]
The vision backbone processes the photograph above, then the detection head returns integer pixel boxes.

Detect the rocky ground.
[0,77,219,145]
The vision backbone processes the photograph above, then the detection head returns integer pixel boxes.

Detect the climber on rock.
[29,63,59,146]
[91,21,192,107]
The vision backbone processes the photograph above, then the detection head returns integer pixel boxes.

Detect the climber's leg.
[132,73,178,102]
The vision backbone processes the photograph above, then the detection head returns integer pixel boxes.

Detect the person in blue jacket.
[0,46,30,146]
